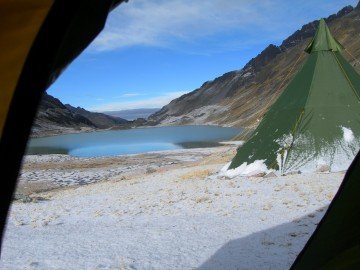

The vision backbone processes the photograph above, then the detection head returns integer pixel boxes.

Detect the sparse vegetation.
[180,169,211,180]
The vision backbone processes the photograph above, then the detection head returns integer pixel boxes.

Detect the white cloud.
[121,93,142,97]
[89,91,187,111]
[92,0,284,51]
[91,0,357,52]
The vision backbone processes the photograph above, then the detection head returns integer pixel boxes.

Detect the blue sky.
[47,0,358,112]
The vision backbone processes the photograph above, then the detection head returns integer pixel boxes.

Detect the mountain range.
[31,93,131,137]
[102,108,160,121]
[33,2,360,137]
[147,3,360,138]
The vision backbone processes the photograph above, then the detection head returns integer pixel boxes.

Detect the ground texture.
[1,146,344,270]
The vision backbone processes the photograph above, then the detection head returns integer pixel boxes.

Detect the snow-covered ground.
[1,146,344,270]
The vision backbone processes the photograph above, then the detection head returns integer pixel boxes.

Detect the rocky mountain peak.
[148,3,360,128]
[243,44,282,73]
[32,93,130,137]
[280,5,354,52]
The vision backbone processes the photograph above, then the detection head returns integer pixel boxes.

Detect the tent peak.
[305,19,344,54]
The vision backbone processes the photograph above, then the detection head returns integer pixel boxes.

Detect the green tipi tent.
[224,19,360,177]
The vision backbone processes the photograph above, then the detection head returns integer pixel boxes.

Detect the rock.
[31,93,130,137]
[264,172,277,178]
[13,193,47,203]
[285,171,302,176]
[132,118,147,127]
[316,164,330,173]
[262,203,273,210]
[146,167,157,174]
[252,172,266,177]
[13,193,32,203]
[31,196,48,203]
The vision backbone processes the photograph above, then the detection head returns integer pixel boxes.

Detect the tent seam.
[333,51,360,101]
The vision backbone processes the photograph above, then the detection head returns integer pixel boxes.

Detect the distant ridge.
[65,104,128,128]
[102,108,160,121]
[32,93,130,137]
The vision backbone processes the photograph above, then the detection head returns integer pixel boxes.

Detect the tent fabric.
[0,0,125,249]
[0,0,53,137]
[229,19,360,174]
[305,19,344,54]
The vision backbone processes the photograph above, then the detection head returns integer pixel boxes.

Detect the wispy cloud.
[89,91,187,111]
[120,93,142,97]
[92,0,285,52]
[92,0,357,51]
[91,0,357,53]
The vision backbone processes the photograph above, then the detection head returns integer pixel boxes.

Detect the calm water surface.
[27,126,242,157]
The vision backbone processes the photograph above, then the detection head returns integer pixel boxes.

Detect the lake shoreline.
[18,145,238,195]
[30,123,242,139]
[27,125,242,157]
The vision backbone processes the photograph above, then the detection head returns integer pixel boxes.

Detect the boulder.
[316,164,330,173]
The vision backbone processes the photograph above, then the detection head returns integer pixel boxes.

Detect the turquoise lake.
[27,125,242,157]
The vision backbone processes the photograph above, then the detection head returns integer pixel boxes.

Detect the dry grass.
[180,169,211,180]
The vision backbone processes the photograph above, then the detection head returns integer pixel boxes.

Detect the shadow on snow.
[197,207,327,270]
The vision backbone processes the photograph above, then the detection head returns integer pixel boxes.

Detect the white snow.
[276,150,288,174]
[276,134,294,149]
[222,127,360,176]
[219,141,244,146]
[18,148,220,187]
[220,160,273,178]
[242,72,253,78]
[282,131,360,173]
[0,146,344,270]
[316,159,327,167]
[341,126,355,143]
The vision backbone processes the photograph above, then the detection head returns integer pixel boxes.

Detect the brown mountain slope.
[148,4,360,133]
[65,104,128,129]
[32,93,130,137]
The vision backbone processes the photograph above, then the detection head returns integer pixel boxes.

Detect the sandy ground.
[1,145,344,270]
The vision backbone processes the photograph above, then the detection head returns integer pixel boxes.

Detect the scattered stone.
[31,196,48,203]
[262,241,275,246]
[253,172,266,177]
[146,167,157,174]
[262,203,273,210]
[13,194,33,203]
[316,164,330,173]
[285,170,302,176]
[264,172,277,178]
[195,196,211,203]
[280,242,292,247]
[13,193,47,203]
[29,262,40,267]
